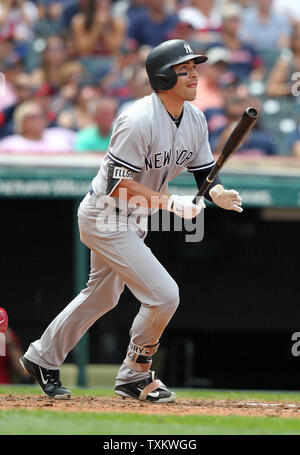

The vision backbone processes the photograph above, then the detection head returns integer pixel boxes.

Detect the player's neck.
[157,92,184,120]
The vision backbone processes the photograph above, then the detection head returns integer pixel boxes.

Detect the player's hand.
[167,195,206,219]
[209,185,243,213]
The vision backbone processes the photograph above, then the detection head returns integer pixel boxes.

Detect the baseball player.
[20,40,243,402]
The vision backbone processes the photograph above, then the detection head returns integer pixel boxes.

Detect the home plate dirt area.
[2,394,300,418]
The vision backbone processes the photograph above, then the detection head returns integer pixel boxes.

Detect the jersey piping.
[108,151,142,173]
[187,160,215,172]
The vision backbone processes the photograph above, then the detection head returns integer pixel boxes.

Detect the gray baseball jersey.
[92,93,214,198]
[24,92,215,389]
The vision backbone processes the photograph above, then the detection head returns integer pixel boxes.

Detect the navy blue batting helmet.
[146,39,207,91]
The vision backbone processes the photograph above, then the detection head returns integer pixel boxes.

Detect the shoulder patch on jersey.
[106,161,134,196]
[109,164,134,180]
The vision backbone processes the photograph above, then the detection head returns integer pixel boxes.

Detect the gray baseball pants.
[24,192,179,385]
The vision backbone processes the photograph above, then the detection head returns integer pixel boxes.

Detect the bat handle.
[192,106,258,205]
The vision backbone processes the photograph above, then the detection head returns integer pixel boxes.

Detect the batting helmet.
[146,39,207,91]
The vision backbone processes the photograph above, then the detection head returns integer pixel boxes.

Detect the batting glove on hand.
[167,195,206,219]
[209,186,243,213]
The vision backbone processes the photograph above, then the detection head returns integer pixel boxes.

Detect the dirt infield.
[2,394,300,418]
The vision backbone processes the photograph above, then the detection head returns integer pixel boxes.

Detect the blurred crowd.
[0,327,32,384]
[0,0,300,157]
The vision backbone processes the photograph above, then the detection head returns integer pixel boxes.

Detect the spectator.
[169,19,200,45]
[203,72,250,148]
[207,3,265,82]
[57,84,99,130]
[58,60,86,102]
[58,60,85,92]
[0,64,18,111]
[34,1,64,38]
[266,25,300,97]
[62,28,80,62]
[127,0,179,47]
[0,72,34,138]
[0,101,75,153]
[0,45,25,111]
[273,0,300,27]
[33,82,58,126]
[49,61,86,120]
[0,38,22,73]
[213,95,276,155]
[99,40,148,103]
[71,0,126,57]
[177,0,222,44]
[74,96,118,152]
[60,0,88,31]
[117,65,153,113]
[234,0,253,10]
[191,46,232,112]
[286,115,300,156]
[240,0,291,51]
[0,327,31,384]
[30,35,68,89]
[0,0,39,44]
[126,65,153,100]
[112,0,147,22]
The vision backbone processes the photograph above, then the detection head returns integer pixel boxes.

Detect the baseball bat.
[194,107,258,202]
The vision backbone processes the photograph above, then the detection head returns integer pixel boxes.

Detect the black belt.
[89,188,93,195]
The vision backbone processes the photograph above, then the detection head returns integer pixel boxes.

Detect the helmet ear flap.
[152,66,177,90]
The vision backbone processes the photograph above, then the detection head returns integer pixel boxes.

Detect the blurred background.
[1,0,300,390]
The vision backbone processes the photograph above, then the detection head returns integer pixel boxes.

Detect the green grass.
[1,408,300,435]
[176,388,300,403]
[1,385,300,435]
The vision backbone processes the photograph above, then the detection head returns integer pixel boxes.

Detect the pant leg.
[25,251,124,369]
[78,198,180,384]
[26,193,179,379]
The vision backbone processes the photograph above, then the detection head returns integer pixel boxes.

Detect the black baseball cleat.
[20,356,72,399]
[114,370,176,403]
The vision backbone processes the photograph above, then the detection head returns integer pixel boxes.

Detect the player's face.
[172,60,199,101]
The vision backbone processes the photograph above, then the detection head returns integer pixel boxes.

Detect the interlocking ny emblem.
[184,43,193,54]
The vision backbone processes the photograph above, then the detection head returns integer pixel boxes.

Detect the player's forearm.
[112,179,205,219]
[111,179,170,210]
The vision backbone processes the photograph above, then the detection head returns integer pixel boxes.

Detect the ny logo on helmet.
[184,43,193,54]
